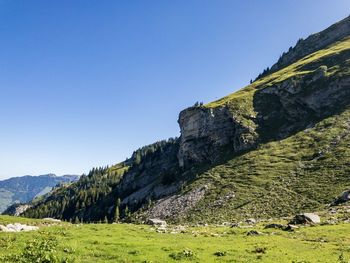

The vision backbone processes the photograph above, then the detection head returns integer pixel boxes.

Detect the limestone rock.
[177,105,257,167]
[0,223,39,232]
[147,218,167,228]
[2,203,32,216]
[43,218,61,222]
[289,213,321,225]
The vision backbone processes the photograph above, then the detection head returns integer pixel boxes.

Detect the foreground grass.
[1,216,350,262]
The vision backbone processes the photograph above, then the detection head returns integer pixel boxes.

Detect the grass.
[182,106,350,223]
[206,37,350,109]
[175,37,350,223]
[204,37,350,128]
[1,216,350,262]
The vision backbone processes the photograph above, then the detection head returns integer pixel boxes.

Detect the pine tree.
[114,198,121,223]
[124,206,129,218]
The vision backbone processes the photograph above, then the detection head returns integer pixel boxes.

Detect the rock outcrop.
[143,186,207,219]
[178,106,256,167]
[178,67,350,167]
[255,72,350,140]
[2,203,31,216]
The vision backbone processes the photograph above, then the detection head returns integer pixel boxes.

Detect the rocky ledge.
[177,105,256,167]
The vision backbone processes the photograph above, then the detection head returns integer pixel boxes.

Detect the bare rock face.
[2,203,32,216]
[254,67,350,140]
[177,106,257,167]
[144,186,207,219]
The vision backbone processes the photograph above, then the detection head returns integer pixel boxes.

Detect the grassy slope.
[184,106,350,223]
[205,37,350,126]
[1,215,350,263]
[175,37,350,223]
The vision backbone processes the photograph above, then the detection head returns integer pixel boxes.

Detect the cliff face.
[177,40,350,168]
[177,71,350,169]
[117,141,180,207]
[177,106,257,167]
[255,70,350,140]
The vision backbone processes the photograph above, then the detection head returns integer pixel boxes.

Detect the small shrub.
[214,251,227,257]
[338,252,347,263]
[63,247,76,254]
[252,247,267,254]
[169,249,196,260]
[1,235,75,263]
[128,250,141,255]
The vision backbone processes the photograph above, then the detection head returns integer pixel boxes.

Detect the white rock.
[303,213,321,224]
[43,218,61,222]
[290,213,321,224]
[147,218,167,227]
[0,223,39,232]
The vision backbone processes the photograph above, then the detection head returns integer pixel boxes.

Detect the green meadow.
[1,216,350,262]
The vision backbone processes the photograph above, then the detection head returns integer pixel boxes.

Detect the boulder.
[0,225,11,232]
[147,218,167,228]
[289,213,320,225]
[0,223,38,232]
[43,218,61,222]
[246,218,256,225]
[332,190,350,205]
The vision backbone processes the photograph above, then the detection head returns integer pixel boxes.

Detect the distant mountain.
[0,174,79,213]
[23,16,350,223]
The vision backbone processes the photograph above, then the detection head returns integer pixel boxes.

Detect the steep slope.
[23,140,180,222]
[23,17,350,223]
[0,174,79,213]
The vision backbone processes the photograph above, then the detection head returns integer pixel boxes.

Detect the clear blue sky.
[0,0,349,179]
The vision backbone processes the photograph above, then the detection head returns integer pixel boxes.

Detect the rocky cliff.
[177,43,350,168]
[177,106,257,167]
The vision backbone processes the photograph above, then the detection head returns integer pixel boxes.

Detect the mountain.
[0,174,79,213]
[23,16,350,223]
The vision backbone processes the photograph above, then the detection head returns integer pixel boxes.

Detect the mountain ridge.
[22,16,350,224]
[0,174,79,213]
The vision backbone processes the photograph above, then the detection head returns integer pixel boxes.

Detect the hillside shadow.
[252,73,350,144]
